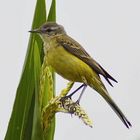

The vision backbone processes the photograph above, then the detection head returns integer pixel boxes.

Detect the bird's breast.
[46,44,91,84]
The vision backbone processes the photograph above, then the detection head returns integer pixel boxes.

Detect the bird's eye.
[41,26,53,33]
[46,28,52,32]
[42,24,47,29]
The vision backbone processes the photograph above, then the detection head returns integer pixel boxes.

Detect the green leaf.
[5,0,46,139]
[42,0,56,139]
[31,40,43,140]
[48,0,56,22]
[5,0,57,139]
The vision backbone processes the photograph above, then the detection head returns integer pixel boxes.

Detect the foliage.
[5,0,56,140]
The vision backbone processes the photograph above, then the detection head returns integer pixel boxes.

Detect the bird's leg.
[60,83,87,109]
[67,83,86,98]
[75,84,87,104]
[60,83,85,105]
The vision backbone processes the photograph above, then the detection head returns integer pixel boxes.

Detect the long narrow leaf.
[5,0,46,139]
[48,0,56,22]
[42,1,56,139]
[32,41,43,140]
[5,0,57,139]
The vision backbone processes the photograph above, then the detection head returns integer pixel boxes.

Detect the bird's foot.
[60,95,72,107]
[60,95,78,114]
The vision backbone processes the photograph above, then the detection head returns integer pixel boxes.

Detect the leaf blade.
[5,0,46,139]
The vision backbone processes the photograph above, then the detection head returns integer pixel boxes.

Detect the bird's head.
[29,22,66,40]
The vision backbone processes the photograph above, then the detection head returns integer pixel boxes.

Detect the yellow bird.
[30,22,131,128]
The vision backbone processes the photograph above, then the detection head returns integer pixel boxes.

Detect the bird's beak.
[29,28,41,33]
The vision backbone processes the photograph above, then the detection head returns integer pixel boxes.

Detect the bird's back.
[46,36,101,84]
[44,34,131,129]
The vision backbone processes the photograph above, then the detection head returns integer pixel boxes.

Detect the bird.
[29,22,132,128]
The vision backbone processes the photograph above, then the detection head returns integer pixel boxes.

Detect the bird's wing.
[56,35,118,86]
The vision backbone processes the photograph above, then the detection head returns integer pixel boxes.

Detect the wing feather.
[56,35,117,86]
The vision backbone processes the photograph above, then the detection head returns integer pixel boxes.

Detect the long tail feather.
[99,64,118,86]
[101,90,132,128]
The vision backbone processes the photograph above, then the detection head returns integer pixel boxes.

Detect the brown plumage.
[57,35,117,87]
[30,22,132,128]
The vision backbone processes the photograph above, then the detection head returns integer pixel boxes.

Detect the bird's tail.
[99,88,131,128]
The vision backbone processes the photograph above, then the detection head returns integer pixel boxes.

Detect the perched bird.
[29,22,131,128]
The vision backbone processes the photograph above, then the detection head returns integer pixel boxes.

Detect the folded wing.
[57,35,118,87]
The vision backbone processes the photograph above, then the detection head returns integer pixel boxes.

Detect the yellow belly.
[46,44,95,83]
